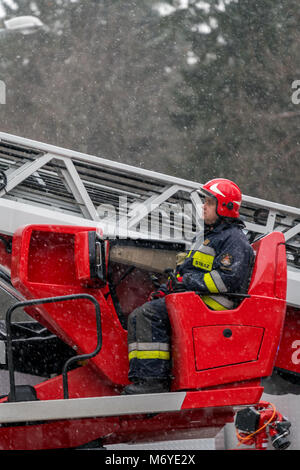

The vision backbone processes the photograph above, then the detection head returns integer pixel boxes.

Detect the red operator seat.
[166,231,287,391]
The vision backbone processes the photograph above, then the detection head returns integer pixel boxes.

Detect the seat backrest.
[248,231,287,299]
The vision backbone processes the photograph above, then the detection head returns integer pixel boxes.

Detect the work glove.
[148,284,168,301]
[165,269,186,293]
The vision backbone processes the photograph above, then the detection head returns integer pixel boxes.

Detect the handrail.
[5,293,102,401]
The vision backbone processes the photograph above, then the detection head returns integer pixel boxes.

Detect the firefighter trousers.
[127,298,171,381]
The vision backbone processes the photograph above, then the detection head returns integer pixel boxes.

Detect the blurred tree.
[0,0,188,171]
[0,0,299,206]
[163,0,300,205]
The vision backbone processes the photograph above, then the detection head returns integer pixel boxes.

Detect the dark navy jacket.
[175,219,254,310]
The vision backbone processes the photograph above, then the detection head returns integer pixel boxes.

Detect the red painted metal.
[275,306,300,376]
[167,232,287,391]
[74,231,92,281]
[192,325,264,370]
[0,226,288,450]
[181,380,263,409]
[11,224,129,387]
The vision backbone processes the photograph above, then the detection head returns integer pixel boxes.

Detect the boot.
[122,378,169,395]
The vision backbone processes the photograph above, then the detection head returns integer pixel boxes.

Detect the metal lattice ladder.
[0,131,298,307]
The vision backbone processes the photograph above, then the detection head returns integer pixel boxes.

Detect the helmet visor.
[197,187,216,201]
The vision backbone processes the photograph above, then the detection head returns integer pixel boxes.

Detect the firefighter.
[123,178,254,395]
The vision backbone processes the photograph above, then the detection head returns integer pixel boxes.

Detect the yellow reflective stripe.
[201,295,228,311]
[129,350,171,361]
[192,252,214,271]
[203,273,219,293]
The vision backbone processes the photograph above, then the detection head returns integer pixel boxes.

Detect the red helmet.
[199,178,242,218]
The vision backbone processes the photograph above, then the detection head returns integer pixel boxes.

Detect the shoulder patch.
[220,253,233,267]
[176,251,188,265]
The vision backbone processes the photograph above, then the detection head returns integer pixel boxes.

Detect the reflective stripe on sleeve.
[203,272,219,293]
[201,294,234,311]
[209,270,228,293]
